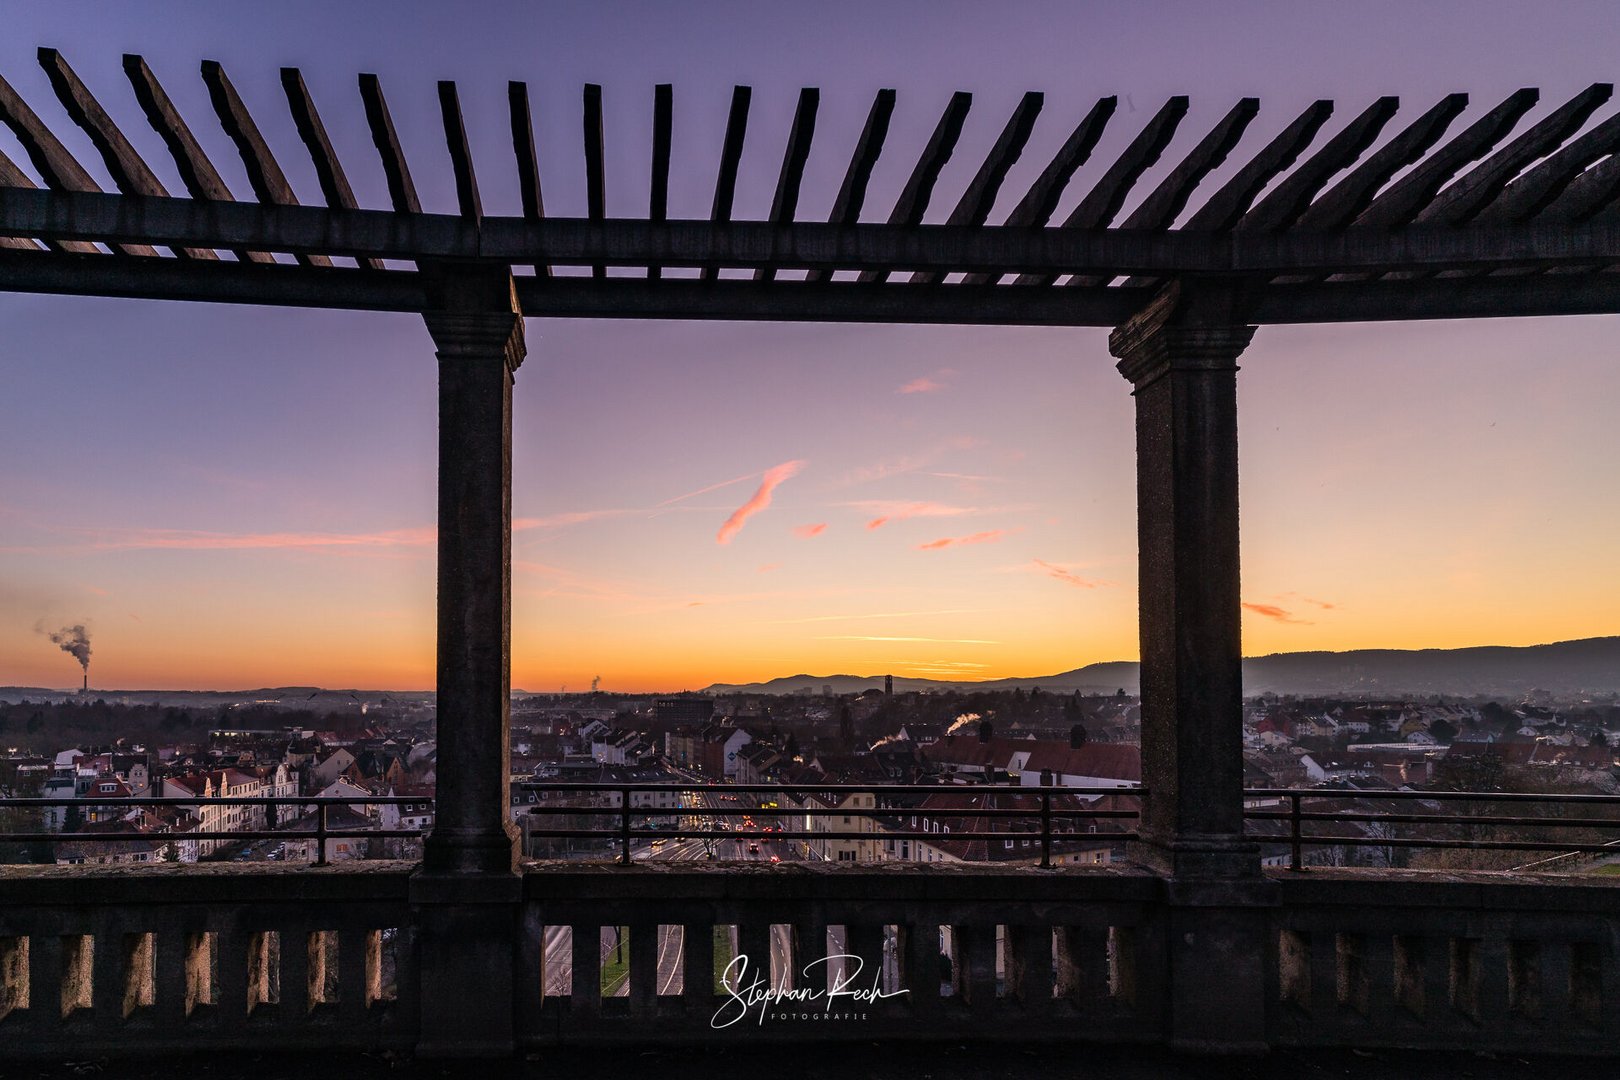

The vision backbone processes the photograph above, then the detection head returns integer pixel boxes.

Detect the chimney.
[82,671,88,693]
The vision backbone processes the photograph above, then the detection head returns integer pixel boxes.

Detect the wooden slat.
[1353,88,1540,227]
[0,70,149,255]
[281,68,382,269]
[508,81,549,278]
[437,81,482,220]
[1180,100,1333,232]
[358,73,421,214]
[36,47,222,264]
[913,90,1042,284]
[1536,152,1620,223]
[1239,97,1398,233]
[1476,108,1620,223]
[857,90,972,283]
[1073,98,1260,287]
[648,83,672,280]
[1413,83,1612,226]
[702,85,752,282]
[960,96,1115,285]
[583,83,605,279]
[201,60,331,267]
[1014,95,1187,286]
[124,54,273,264]
[1295,94,1468,230]
[804,87,894,283]
[753,87,820,281]
[1123,98,1258,229]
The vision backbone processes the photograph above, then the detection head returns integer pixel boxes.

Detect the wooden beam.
[1239,98,1398,233]
[124,54,273,264]
[913,90,1042,284]
[1013,96,1188,285]
[754,87,820,281]
[583,83,605,279]
[358,73,421,214]
[1476,107,1620,223]
[2,245,1616,325]
[201,60,331,267]
[0,70,150,256]
[857,90,972,282]
[1070,99,1257,287]
[508,81,548,278]
[1536,152,1620,223]
[0,145,46,249]
[437,81,482,220]
[1413,83,1612,226]
[702,85,752,281]
[1354,88,1540,227]
[804,87,894,283]
[960,96,1115,285]
[1295,94,1468,230]
[6,186,1620,279]
[1177,101,1333,234]
[282,68,383,269]
[648,83,672,280]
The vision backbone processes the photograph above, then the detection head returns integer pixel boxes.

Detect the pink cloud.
[1244,602,1311,625]
[757,563,782,573]
[716,460,805,545]
[1032,559,1104,589]
[915,530,1009,551]
[855,501,975,530]
[897,367,955,395]
[793,523,827,539]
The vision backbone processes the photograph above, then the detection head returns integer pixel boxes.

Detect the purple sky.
[2,2,1618,691]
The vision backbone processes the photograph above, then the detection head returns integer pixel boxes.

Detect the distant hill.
[703,637,1620,698]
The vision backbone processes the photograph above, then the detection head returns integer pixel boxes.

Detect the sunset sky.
[2,1,1618,692]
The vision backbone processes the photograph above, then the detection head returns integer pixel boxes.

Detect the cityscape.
[3,1,1620,1076]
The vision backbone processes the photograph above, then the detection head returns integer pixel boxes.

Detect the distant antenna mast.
[591,675,601,693]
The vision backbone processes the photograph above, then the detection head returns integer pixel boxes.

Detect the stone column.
[1111,282,1273,1053]
[413,267,524,1058]
[421,267,524,876]
[1109,281,1257,881]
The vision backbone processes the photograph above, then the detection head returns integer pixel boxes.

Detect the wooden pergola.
[2,51,1618,1050]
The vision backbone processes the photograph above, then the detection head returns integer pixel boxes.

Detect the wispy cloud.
[769,608,981,625]
[897,368,954,395]
[1278,591,1339,611]
[7,525,438,554]
[658,470,760,507]
[915,530,1011,551]
[848,500,978,530]
[717,460,805,545]
[793,523,827,539]
[1243,602,1312,625]
[1031,559,1106,589]
[816,635,1002,645]
[757,563,782,573]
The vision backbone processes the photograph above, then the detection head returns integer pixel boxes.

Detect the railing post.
[1290,793,1303,872]
[620,787,632,865]
[1040,788,1052,869]
[316,803,328,867]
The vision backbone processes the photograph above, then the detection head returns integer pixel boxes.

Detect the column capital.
[422,264,526,372]
[423,309,526,373]
[1109,281,1256,388]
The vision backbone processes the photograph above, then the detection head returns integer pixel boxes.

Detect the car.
[769,855,781,864]
[748,842,760,854]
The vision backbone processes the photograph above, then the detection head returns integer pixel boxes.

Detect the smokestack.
[42,623,92,689]
[82,671,88,693]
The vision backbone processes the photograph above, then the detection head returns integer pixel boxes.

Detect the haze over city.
[3,1,1619,692]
